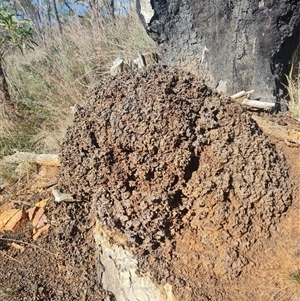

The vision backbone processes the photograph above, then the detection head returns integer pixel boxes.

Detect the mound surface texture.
[59,65,293,300]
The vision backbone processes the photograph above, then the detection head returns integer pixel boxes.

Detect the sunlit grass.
[2,9,158,158]
[285,64,300,121]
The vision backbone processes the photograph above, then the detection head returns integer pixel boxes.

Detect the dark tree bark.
[0,62,13,116]
[104,0,115,18]
[52,0,63,34]
[137,0,300,110]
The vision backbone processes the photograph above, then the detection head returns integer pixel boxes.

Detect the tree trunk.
[0,61,13,117]
[52,0,63,34]
[137,0,300,110]
[105,0,115,18]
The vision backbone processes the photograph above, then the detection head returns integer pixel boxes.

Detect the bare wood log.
[241,99,275,109]
[2,152,60,166]
[231,90,255,99]
[252,115,300,146]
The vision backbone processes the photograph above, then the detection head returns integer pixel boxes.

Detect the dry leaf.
[27,207,36,221]
[0,209,19,229]
[0,209,27,231]
[10,242,25,252]
[10,210,27,231]
[0,201,15,218]
[36,213,47,229]
[35,198,49,208]
[31,207,44,228]
[33,224,50,240]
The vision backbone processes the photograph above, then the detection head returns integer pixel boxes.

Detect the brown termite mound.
[58,65,293,300]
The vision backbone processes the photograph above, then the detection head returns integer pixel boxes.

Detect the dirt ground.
[0,66,300,301]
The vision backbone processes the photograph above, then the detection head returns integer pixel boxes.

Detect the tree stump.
[137,0,300,110]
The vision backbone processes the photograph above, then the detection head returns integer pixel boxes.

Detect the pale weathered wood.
[231,90,255,99]
[2,152,60,166]
[111,52,159,74]
[241,99,275,109]
[51,187,81,203]
[252,115,300,146]
[110,57,125,76]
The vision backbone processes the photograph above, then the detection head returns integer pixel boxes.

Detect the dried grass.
[1,9,157,157]
[285,63,300,121]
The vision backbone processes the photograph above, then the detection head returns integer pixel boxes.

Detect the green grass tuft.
[290,270,300,284]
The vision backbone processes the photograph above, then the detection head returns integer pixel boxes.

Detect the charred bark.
[137,0,300,110]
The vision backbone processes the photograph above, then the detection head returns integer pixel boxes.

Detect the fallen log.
[241,99,276,110]
[231,90,255,100]
[251,115,300,146]
[2,152,60,166]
